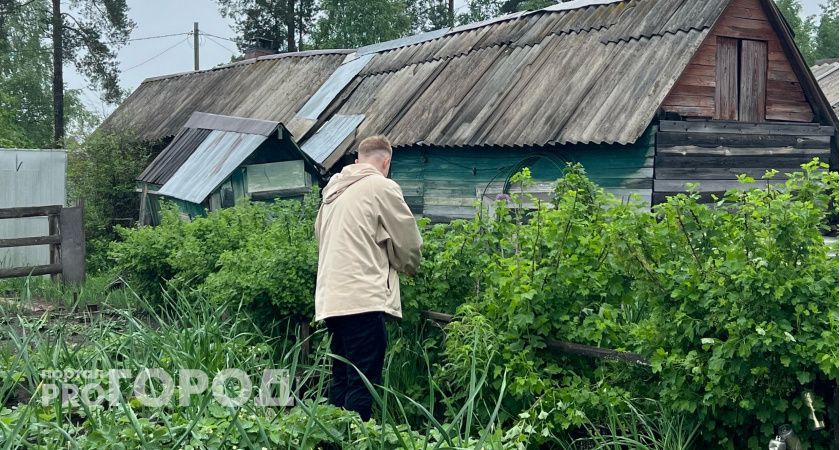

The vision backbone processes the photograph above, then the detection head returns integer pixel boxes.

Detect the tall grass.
[0,281,694,449]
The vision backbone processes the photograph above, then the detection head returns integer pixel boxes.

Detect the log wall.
[653,120,834,204]
[390,128,656,221]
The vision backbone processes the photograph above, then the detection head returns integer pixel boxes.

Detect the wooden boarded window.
[715,37,739,120]
[739,40,767,122]
[714,37,768,122]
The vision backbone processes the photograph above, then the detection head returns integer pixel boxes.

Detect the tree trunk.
[51,0,64,148]
[297,5,304,50]
[286,0,297,52]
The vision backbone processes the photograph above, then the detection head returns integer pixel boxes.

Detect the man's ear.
[355,159,359,164]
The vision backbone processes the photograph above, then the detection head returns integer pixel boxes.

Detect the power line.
[199,32,238,43]
[203,34,238,55]
[115,32,192,44]
[123,36,191,72]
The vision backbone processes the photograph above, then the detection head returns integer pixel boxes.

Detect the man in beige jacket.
[314,135,422,421]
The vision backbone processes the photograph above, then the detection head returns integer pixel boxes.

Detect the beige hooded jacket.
[314,163,423,321]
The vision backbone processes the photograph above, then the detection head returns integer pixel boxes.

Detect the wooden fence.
[0,205,86,283]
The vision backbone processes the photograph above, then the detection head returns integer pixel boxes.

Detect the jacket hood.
[322,163,382,204]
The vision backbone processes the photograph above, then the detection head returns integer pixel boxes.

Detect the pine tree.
[0,0,98,148]
[776,0,817,65]
[217,0,318,53]
[311,0,412,49]
[813,0,839,61]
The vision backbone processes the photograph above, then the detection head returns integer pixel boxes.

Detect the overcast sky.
[66,0,828,118]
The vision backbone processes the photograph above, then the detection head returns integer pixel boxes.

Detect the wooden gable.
[662,0,815,123]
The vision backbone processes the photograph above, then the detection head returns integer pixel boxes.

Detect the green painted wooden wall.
[390,126,655,221]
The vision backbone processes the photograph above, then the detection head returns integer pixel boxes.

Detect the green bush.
[109,205,185,302]
[416,161,838,448]
[203,194,319,320]
[168,202,279,291]
[109,194,320,320]
[67,131,155,264]
[630,162,839,448]
[106,162,838,448]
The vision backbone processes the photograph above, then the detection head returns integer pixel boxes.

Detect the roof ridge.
[141,49,354,84]
[358,24,616,78]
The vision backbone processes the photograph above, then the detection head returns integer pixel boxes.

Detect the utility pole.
[193,22,200,71]
[51,0,64,148]
[449,0,455,26]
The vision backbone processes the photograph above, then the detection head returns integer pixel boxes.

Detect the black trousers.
[324,311,387,421]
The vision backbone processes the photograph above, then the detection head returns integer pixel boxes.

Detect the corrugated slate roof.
[183,112,280,136]
[812,60,839,115]
[157,130,268,204]
[109,0,833,169]
[322,0,719,154]
[100,51,350,141]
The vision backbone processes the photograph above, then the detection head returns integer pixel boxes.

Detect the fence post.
[59,206,86,283]
[48,213,61,282]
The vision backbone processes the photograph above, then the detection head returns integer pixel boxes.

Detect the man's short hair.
[358,135,392,160]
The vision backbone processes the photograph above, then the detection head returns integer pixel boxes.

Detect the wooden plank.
[663,94,715,109]
[766,81,808,102]
[424,197,477,207]
[655,167,811,180]
[656,145,830,157]
[423,205,475,222]
[656,131,831,148]
[48,214,60,282]
[658,120,835,135]
[654,179,785,192]
[676,74,716,88]
[653,191,728,204]
[0,235,61,248]
[420,310,649,365]
[0,264,63,279]
[766,110,816,122]
[715,37,739,120]
[666,105,715,118]
[656,154,826,169]
[766,100,815,114]
[739,39,767,122]
[664,84,716,97]
[767,69,799,82]
[59,206,86,283]
[0,205,63,219]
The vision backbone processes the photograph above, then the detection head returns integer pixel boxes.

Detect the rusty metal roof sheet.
[100,51,348,141]
[157,130,268,204]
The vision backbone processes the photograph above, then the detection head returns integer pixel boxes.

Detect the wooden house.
[106,0,838,222]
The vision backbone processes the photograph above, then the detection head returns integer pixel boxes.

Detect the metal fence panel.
[0,149,67,269]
